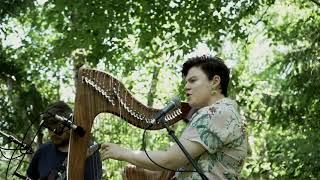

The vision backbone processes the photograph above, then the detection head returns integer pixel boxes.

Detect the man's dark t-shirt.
[26,143,102,180]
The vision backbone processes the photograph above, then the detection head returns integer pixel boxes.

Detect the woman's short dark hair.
[181,55,230,97]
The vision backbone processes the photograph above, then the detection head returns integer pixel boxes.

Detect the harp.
[67,67,191,179]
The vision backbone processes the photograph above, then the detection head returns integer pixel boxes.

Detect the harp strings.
[68,67,192,179]
[81,68,185,130]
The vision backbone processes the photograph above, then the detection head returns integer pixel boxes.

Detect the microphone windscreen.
[75,126,86,137]
[172,96,181,107]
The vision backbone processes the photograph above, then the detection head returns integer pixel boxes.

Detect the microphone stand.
[0,130,31,179]
[0,130,32,153]
[156,116,209,180]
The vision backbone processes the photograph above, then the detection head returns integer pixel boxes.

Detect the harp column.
[67,68,96,180]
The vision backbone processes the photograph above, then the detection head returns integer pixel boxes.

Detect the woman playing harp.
[100,55,249,180]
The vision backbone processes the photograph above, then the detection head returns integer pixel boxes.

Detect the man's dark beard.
[55,138,69,147]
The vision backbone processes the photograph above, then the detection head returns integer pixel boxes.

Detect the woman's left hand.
[100,143,128,161]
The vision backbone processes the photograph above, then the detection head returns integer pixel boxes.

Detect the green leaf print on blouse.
[191,113,223,151]
[200,128,223,151]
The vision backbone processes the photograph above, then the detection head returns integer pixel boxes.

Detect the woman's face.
[184,66,213,108]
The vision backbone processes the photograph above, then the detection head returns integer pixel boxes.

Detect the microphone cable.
[5,119,44,180]
[5,120,33,180]
[141,122,196,173]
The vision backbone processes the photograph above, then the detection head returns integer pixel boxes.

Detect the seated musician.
[100,55,249,179]
[26,101,102,180]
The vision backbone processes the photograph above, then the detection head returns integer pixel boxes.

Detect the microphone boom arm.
[0,130,32,152]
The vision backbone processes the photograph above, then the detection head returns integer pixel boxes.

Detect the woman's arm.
[101,138,206,171]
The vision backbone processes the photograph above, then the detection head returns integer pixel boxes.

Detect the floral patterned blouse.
[176,98,248,180]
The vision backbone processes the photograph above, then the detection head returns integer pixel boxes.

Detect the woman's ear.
[212,75,221,86]
[210,75,221,96]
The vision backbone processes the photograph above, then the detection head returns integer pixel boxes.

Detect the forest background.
[0,0,319,179]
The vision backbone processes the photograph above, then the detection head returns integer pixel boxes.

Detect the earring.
[211,86,217,96]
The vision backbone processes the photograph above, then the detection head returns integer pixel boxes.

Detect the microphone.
[87,143,101,156]
[154,97,181,123]
[0,130,33,153]
[54,114,86,137]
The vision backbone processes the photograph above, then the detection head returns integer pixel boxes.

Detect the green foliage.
[2,0,320,179]
[0,0,35,23]
[241,1,320,179]
[33,0,265,75]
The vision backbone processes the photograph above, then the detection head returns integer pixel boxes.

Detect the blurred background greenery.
[0,0,319,179]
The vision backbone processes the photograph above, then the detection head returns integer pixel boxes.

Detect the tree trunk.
[147,66,160,106]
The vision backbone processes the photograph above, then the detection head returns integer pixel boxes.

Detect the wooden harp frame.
[67,67,191,179]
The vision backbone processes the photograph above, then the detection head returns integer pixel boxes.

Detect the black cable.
[0,148,25,160]
[0,148,6,158]
[0,146,28,151]
[5,143,21,180]
[5,118,40,180]
[141,123,196,173]
[13,120,44,179]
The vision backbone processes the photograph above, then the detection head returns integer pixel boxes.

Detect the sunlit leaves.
[245,0,320,178]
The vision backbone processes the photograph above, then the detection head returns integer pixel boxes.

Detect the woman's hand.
[100,143,128,161]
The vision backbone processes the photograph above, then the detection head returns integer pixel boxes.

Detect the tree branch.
[310,0,320,6]
[254,5,271,26]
